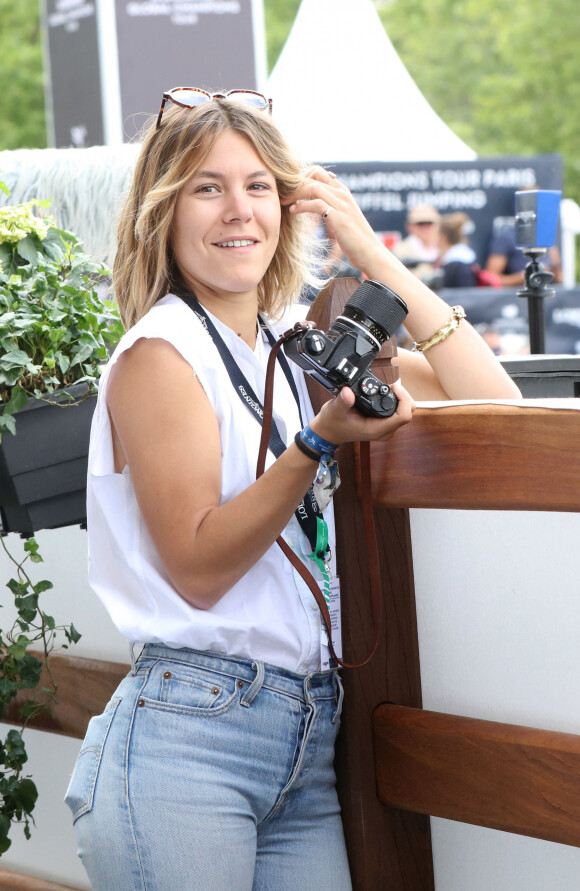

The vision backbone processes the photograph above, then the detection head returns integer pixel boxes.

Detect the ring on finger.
[322,205,331,219]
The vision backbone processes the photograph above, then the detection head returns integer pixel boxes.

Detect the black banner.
[43,0,104,147]
[329,155,563,265]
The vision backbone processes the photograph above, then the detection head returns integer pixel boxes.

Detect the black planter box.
[0,386,97,535]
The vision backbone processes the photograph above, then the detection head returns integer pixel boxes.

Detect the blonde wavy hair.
[113,99,325,330]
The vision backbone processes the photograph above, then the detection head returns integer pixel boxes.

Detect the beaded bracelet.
[411,305,467,352]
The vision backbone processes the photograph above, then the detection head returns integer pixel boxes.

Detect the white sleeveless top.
[87,294,336,673]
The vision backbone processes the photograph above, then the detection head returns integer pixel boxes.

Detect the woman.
[437,211,478,288]
[65,89,519,891]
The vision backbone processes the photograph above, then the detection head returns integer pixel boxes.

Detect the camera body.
[284,279,408,418]
[515,189,561,249]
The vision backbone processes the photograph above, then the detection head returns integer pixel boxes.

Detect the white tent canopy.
[266,0,475,164]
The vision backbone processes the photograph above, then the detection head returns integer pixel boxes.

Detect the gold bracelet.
[411,306,467,352]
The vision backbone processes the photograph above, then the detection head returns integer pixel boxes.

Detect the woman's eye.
[196,184,219,193]
[249,182,270,191]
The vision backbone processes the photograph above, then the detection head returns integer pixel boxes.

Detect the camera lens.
[335,280,408,349]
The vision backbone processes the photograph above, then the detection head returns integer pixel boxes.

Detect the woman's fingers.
[282,168,381,271]
[313,380,414,445]
[280,166,343,212]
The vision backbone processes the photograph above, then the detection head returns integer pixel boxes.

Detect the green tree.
[0,0,47,150]
[375,0,580,203]
[264,0,301,73]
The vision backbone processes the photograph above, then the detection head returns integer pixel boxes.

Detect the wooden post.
[306,280,434,890]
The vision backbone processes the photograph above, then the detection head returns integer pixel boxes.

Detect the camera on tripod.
[515,189,561,298]
[283,279,408,418]
[515,189,561,353]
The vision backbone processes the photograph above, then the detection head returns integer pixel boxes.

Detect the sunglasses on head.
[412,220,436,227]
[156,88,273,129]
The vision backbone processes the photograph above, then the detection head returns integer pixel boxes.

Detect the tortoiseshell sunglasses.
[156,88,272,129]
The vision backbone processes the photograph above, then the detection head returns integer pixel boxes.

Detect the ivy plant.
[0,535,81,853]
[0,183,122,852]
[0,185,123,435]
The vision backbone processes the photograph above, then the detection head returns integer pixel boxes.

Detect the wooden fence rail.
[2,276,579,889]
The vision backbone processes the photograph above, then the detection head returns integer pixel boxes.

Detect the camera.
[283,279,408,418]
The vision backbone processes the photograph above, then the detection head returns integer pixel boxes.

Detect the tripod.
[517,249,556,354]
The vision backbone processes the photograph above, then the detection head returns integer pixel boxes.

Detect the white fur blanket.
[0,144,141,267]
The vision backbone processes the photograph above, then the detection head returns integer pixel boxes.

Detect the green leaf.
[7,579,27,597]
[0,414,16,436]
[4,729,28,769]
[57,353,70,374]
[0,677,18,701]
[6,635,32,660]
[23,539,42,560]
[1,385,28,416]
[14,778,38,815]
[33,580,53,595]
[0,349,29,366]
[70,343,95,366]
[16,236,42,266]
[16,654,42,689]
[66,623,82,644]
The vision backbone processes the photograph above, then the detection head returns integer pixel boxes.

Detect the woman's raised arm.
[283,168,521,402]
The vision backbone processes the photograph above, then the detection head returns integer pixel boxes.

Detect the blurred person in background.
[485,198,563,287]
[393,203,441,284]
[437,212,477,288]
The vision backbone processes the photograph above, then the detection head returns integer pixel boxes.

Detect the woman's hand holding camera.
[309,380,415,448]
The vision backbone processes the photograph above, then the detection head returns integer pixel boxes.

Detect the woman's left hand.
[281,167,384,273]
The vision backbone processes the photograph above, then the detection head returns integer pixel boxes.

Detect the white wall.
[2,510,579,887]
[410,508,580,891]
[0,525,128,887]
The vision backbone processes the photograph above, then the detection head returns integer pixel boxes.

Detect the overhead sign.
[115,0,262,140]
[330,155,564,264]
[43,0,104,147]
[43,0,265,146]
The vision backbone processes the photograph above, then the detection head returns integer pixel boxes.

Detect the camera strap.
[179,292,326,558]
[258,325,383,670]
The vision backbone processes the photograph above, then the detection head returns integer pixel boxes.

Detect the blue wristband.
[299,425,338,458]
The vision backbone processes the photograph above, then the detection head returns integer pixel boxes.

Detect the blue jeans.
[65,644,352,890]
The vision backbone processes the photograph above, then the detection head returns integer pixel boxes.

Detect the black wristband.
[294,431,321,462]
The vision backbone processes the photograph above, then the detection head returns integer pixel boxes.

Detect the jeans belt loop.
[332,671,344,724]
[240,660,265,707]
[129,642,144,674]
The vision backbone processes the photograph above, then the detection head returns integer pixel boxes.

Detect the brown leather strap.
[257,325,382,669]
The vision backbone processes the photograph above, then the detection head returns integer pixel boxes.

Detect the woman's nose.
[224,191,253,223]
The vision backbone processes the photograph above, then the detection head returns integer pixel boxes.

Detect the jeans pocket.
[143,661,240,716]
[64,697,121,822]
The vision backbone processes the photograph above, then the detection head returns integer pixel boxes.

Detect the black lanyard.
[179,292,326,557]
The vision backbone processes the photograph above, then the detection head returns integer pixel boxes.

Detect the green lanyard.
[306,516,332,605]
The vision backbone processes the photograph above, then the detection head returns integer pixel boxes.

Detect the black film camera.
[284,280,408,418]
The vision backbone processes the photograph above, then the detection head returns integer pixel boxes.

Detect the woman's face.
[171,129,281,308]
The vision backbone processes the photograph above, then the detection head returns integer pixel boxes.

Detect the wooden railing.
[2,279,579,890]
